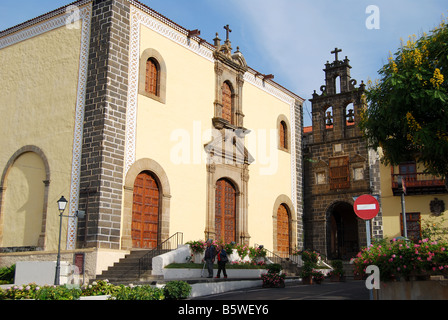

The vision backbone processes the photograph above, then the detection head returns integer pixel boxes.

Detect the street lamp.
[55,196,68,285]
[54,196,86,285]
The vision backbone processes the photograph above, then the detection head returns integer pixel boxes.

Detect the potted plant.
[300,262,314,285]
[249,245,267,263]
[186,240,207,263]
[329,260,345,282]
[261,264,285,288]
[312,270,325,284]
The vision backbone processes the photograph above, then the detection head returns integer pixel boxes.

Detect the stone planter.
[374,278,448,300]
[302,276,313,285]
[192,252,203,264]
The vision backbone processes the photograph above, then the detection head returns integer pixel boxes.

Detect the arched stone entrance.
[326,201,359,260]
[122,158,171,250]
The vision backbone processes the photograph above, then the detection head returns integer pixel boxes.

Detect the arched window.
[346,103,355,126]
[222,82,233,124]
[279,121,288,149]
[145,58,160,96]
[139,48,167,104]
[325,106,334,129]
[335,75,341,94]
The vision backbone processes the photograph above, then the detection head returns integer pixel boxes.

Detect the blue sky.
[1,0,447,126]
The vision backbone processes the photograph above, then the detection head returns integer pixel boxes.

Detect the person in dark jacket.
[216,245,228,279]
[203,239,217,278]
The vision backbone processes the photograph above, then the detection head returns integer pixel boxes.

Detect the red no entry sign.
[354,195,380,220]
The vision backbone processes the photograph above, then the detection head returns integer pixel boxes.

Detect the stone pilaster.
[78,0,130,250]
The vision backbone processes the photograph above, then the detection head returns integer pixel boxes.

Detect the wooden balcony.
[391,170,447,196]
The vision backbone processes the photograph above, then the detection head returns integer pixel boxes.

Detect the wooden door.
[215,179,236,243]
[277,204,290,258]
[132,172,160,249]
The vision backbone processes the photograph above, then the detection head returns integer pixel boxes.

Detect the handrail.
[263,247,292,265]
[138,232,184,278]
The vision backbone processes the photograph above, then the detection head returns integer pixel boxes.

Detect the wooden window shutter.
[329,156,350,190]
[280,121,287,149]
[222,82,233,124]
[146,58,159,96]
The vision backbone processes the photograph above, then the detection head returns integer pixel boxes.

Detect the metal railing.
[391,172,446,195]
[263,247,292,265]
[138,232,184,278]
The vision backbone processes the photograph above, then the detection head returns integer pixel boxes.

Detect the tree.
[360,17,448,189]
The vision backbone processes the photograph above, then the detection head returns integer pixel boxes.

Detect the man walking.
[203,239,216,278]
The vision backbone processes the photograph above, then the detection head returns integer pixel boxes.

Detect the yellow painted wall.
[135,24,296,249]
[379,160,448,240]
[244,84,293,250]
[0,24,83,250]
[135,24,214,243]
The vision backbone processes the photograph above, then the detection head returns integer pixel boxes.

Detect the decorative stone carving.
[430,198,445,216]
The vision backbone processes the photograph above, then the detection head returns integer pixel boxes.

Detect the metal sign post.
[399,176,408,238]
[354,194,380,301]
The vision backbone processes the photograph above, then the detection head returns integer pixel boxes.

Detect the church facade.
[303,49,383,260]
[0,0,304,276]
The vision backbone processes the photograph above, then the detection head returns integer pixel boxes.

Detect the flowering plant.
[1,283,41,300]
[261,272,286,288]
[294,249,320,265]
[352,238,448,281]
[329,260,345,277]
[80,279,121,297]
[311,270,325,282]
[236,244,249,260]
[261,263,285,288]
[249,245,267,260]
[186,240,208,254]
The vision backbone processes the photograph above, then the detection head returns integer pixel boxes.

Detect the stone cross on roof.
[224,24,232,42]
[331,47,342,61]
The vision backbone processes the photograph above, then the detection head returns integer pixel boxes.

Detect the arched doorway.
[277,204,291,258]
[327,202,359,260]
[132,171,160,249]
[215,178,236,243]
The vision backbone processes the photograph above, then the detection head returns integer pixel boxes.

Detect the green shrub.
[265,263,282,274]
[80,279,121,296]
[1,283,40,300]
[163,281,192,300]
[112,285,165,300]
[35,285,81,300]
[0,265,15,284]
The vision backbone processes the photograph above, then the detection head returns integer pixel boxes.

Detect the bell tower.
[310,48,365,144]
[303,48,383,260]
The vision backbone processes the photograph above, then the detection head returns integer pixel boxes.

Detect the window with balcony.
[391,162,446,196]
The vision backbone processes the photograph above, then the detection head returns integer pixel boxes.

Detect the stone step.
[95,249,171,284]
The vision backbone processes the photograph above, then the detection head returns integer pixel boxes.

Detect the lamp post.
[55,196,68,285]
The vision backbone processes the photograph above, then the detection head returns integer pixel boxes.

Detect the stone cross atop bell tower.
[310,48,366,144]
[320,48,357,95]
